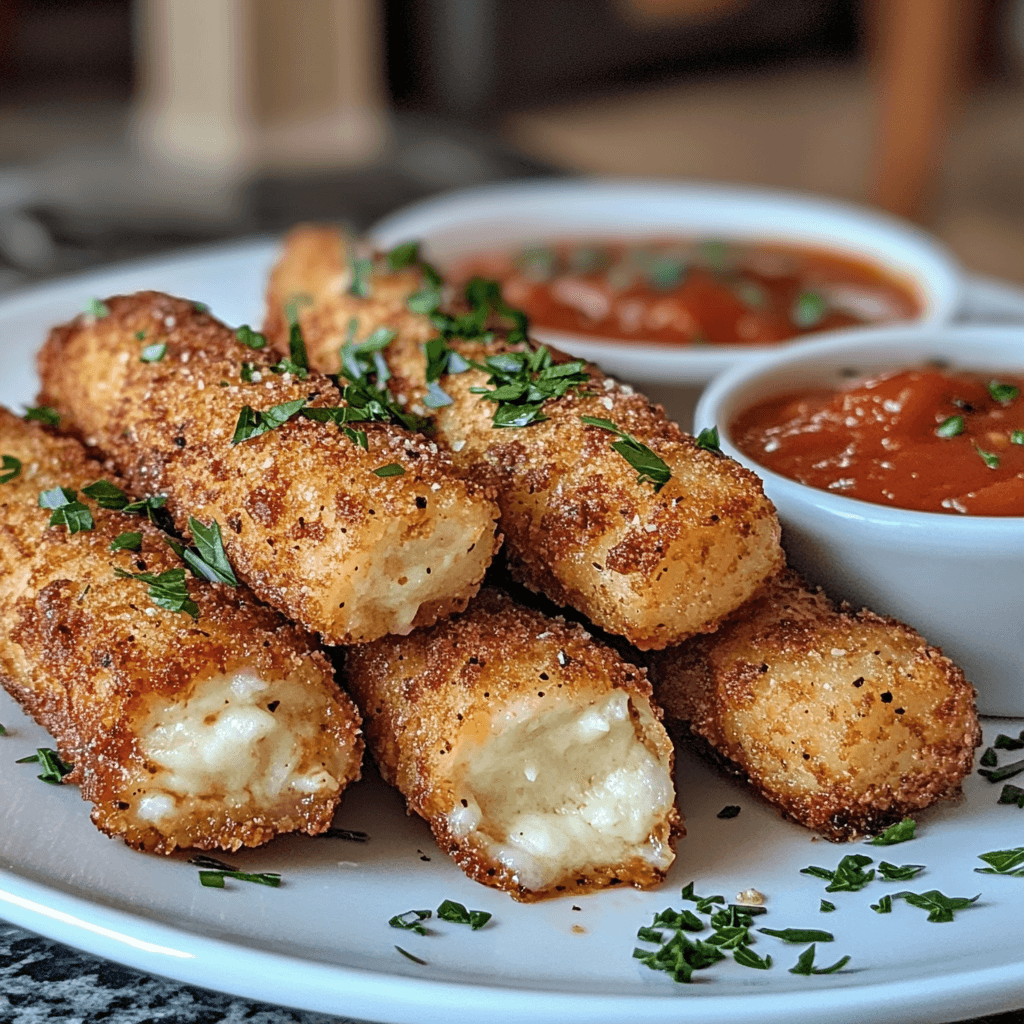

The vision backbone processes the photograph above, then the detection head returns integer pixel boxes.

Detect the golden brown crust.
[0,408,363,852]
[344,588,681,901]
[649,568,981,840]
[37,291,500,644]
[264,227,784,649]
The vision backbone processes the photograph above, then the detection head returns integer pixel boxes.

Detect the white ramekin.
[695,324,1024,717]
[370,178,965,385]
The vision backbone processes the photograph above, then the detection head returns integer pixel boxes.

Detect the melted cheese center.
[134,666,344,823]
[448,690,674,891]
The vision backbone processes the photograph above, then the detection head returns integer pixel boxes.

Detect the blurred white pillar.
[133,0,387,204]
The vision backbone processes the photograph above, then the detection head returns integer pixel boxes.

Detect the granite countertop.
[3,916,1023,1024]
[0,920,365,1024]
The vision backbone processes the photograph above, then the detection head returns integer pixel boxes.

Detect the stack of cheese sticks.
[263,225,980,873]
[0,222,980,903]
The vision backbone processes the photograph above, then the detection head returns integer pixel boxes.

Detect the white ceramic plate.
[369,179,966,385]
[1,243,1023,1024]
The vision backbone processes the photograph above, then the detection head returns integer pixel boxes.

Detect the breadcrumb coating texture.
[265,228,784,648]
[0,408,362,852]
[649,569,981,840]
[345,588,681,901]
[37,291,500,644]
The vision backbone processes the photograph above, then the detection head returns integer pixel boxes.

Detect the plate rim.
[1,241,1023,1024]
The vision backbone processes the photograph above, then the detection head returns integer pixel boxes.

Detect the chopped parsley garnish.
[695,425,724,455]
[395,946,426,965]
[269,319,311,379]
[348,250,374,298]
[1012,430,1024,445]
[81,479,133,509]
[975,444,1000,469]
[978,756,1024,783]
[890,889,979,922]
[633,929,725,984]
[81,480,168,522]
[637,885,779,982]
[819,900,836,913]
[731,946,773,970]
[134,330,147,341]
[935,415,964,438]
[113,566,198,618]
[789,945,849,975]
[0,723,5,735]
[758,928,834,943]
[386,240,421,271]
[974,847,1024,876]
[16,747,73,784]
[240,362,257,383]
[998,784,1024,808]
[231,398,308,444]
[791,290,827,329]
[987,380,1020,404]
[85,298,109,318]
[389,909,431,935]
[0,455,21,484]
[373,463,405,478]
[193,301,209,313]
[38,486,93,533]
[436,899,491,930]
[165,518,238,586]
[801,853,875,892]
[470,346,589,427]
[140,343,167,363]
[871,895,892,914]
[980,747,998,767]
[867,818,916,845]
[299,407,368,449]
[580,416,672,491]
[994,731,1024,750]
[334,319,427,433]
[198,869,281,889]
[716,805,741,819]
[422,336,471,407]
[284,293,312,326]
[235,325,267,350]
[23,406,60,427]
[110,531,143,553]
[878,861,924,881]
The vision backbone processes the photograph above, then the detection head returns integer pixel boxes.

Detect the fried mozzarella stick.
[345,588,681,901]
[266,227,784,649]
[648,569,981,841]
[0,408,362,853]
[37,292,499,645]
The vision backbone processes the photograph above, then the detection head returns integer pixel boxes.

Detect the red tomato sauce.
[449,240,921,346]
[730,368,1024,516]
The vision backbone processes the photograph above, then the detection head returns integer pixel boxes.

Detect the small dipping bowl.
[695,324,1024,717]
[370,178,965,388]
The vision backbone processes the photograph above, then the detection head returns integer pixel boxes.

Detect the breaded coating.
[648,569,981,841]
[344,588,681,902]
[265,227,784,649]
[37,291,500,644]
[0,408,362,853]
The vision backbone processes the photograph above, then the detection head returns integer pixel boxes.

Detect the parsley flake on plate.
[867,817,916,845]
[16,747,73,784]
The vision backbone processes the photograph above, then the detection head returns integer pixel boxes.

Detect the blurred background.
[1,0,1023,293]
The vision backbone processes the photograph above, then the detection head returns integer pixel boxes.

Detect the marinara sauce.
[449,239,920,347]
[731,368,1024,516]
